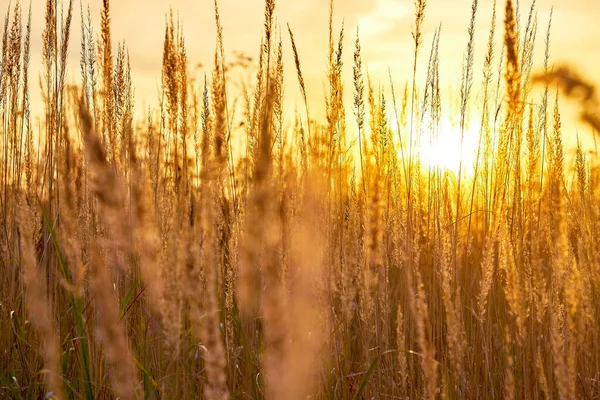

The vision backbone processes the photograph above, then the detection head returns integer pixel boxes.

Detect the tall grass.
[1,0,600,399]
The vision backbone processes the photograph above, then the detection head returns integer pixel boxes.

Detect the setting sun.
[416,115,482,177]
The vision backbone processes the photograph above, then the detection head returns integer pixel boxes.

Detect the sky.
[2,0,600,150]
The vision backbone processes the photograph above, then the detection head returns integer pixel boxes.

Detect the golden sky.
[4,0,600,145]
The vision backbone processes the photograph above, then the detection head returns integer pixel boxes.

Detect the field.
[1,0,600,399]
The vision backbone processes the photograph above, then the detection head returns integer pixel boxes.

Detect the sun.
[415,115,482,178]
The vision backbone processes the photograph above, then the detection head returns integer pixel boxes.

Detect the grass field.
[1,0,600,398]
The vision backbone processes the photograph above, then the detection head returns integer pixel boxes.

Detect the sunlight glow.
[416,115,482,178]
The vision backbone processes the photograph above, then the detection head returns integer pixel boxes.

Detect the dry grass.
[1,0,600,399]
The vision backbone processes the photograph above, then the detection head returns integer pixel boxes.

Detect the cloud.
[357,0,410,39]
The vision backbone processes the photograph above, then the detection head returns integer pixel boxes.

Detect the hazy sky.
[2,0,600,142]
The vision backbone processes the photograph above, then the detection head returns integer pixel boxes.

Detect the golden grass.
[1,0,600,399]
